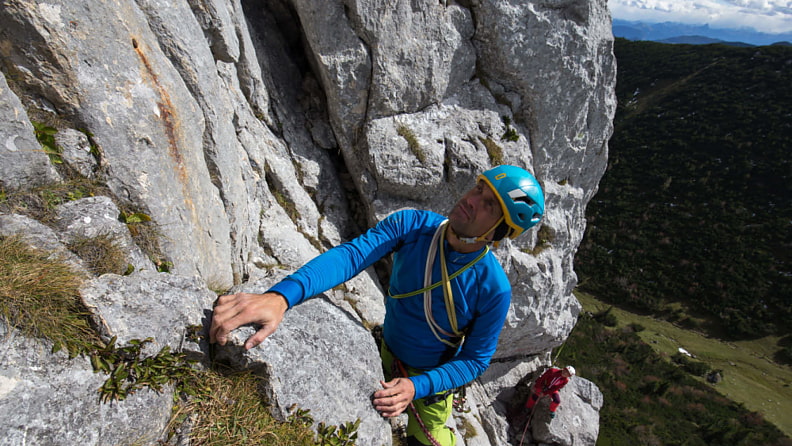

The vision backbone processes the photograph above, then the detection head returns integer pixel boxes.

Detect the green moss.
[480,137,504,166]
[397,125,426,164]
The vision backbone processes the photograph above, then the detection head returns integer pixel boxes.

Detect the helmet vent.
[514,196,534,206]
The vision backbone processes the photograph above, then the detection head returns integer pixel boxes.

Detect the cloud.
[609,0,792,34]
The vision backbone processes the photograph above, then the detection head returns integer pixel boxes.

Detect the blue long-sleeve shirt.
[268,209,512,399]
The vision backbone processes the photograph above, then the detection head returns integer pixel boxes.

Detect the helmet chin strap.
[454,216,505,244]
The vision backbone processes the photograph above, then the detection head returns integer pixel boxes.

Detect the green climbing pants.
[380,342,456,446]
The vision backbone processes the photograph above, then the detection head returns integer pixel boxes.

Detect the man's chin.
[447,221,473,239]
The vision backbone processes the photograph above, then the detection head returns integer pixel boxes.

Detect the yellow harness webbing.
[388,220,489,347]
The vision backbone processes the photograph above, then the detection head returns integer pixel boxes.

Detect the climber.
[209,165,545,446]
[525,366,575,419]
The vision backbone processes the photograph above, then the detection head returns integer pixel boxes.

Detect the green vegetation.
[2,233,358,444]
[93,336,197,403]
[170,367,360,445]
[32,121,62,164]
[557,291,791,445]
[480,137,504,165]
[501,116,519,142]
[118,209,171,272]
[576,39,792,340]
[397,124,426,164]
[0,235,99,355]
[575,291,792,438]
[572,39,792,443]
[0,178,102,224]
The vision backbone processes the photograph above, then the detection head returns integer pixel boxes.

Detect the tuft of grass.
[67,232,132,276]
[0,179,103,224]
[272,189,300,224]
[119,209,170,273]
[523,225,554,256]
[397,125,426,164]
[480,137,504,166]
[170,369,316,446]
[0,235,100,354]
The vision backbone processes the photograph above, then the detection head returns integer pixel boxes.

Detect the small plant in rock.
[397,125,426,164]
[119,211,152,224]
[32,121,62,164]
[67,232,131,276]
[480,137,505,166]
[288,406,315,427]
[118,209,170,273]
[316,419,360,446]
[500,116,519,142]
[91,336,198,403]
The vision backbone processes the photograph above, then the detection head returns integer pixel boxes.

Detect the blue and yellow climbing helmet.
[479,165,544,240]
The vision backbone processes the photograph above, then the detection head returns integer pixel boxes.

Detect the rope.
[552,344,565,366]
[519,401,538,446]
[423,222,459,347]
[389,220,488,348]
[387,232,488,299]
[393,359,442,446]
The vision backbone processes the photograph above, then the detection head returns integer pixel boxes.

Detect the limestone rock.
[0,322,173,446]
[54,196,155,274]
[0,213,86,274]
[80,271,217,358]
[0,0,616,444]
[529,377,603,446]
[0,71,61,191]
[55,128,97,179]
[0,0,235,289]
[214,275,391,446]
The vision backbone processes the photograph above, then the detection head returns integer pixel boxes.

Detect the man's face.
[448,180,504,239]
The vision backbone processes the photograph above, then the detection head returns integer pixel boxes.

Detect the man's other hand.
[372,378,415,417]
[209,292,288,350]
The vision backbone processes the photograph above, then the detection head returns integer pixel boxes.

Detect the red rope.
[519,401,538,446]
[393,359,443,446]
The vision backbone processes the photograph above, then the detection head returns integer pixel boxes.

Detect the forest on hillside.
[575,39,792,345]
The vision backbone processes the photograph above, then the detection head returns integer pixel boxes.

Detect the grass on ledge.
[0,235,99,354]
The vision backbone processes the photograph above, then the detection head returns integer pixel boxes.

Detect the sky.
[608,0,792,35]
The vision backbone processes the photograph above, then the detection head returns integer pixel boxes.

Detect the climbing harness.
[384,219,491,445]
[389,220,489,347]
[452,385,469,413]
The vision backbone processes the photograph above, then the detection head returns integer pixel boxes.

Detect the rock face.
[215,274,392,445]
[0,321,173,446]
[0,0,615,445]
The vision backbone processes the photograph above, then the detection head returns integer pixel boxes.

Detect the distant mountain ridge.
[613,18,792,46]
